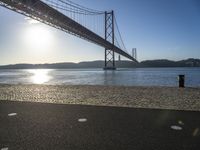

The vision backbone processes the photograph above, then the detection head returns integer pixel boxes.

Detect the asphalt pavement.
[0,100,200,150]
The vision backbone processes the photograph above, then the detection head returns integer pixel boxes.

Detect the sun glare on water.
[28,69,51,84]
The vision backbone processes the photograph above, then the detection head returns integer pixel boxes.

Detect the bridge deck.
[0,0,137,62]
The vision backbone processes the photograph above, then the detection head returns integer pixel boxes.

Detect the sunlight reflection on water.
[28,69,51,84]
[0,68,200,86]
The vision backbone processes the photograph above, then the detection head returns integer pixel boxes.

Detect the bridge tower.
[132,48,137,61]
[104,11,116,70]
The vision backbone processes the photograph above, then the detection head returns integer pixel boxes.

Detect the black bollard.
[178,75,185,88]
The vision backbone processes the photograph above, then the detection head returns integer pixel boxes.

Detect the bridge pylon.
[104,10,116,70]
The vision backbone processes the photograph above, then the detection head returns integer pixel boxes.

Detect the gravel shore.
[0,84,200,111]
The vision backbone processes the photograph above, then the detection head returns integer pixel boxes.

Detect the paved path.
[0,100,200,150]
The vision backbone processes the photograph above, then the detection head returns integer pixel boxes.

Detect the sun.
[24,24,52,51]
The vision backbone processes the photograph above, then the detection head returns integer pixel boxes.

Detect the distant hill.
[0,60,137,69]
[0,58,199,69]
[140,58,200,67]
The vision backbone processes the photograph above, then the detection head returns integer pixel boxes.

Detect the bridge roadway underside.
[0,0,137,63]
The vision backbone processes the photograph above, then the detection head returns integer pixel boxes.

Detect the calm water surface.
[0,68,199,87]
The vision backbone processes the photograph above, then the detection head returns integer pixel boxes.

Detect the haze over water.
[0,68,199,87]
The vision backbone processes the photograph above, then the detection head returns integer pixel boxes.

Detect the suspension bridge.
[0,0,138,69]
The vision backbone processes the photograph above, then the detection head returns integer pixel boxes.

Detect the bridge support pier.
[104,11,116,70]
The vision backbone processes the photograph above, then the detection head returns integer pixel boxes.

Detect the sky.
[0,0,200,65]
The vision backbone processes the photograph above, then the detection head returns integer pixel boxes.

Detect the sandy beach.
[0,84,200,111]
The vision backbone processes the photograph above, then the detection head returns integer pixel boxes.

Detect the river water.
[0,68,199,87]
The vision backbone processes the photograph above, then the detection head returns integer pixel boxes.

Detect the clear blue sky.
[0,0,200,65]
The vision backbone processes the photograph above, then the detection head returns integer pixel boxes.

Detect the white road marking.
[8,113,17,117]
[78,118,87,122]
[171,125,182,130]
[178,120,184,125]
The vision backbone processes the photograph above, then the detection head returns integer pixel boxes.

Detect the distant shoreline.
[0,67,200,70]
[0,67,200,71]
[0,58,200,69]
